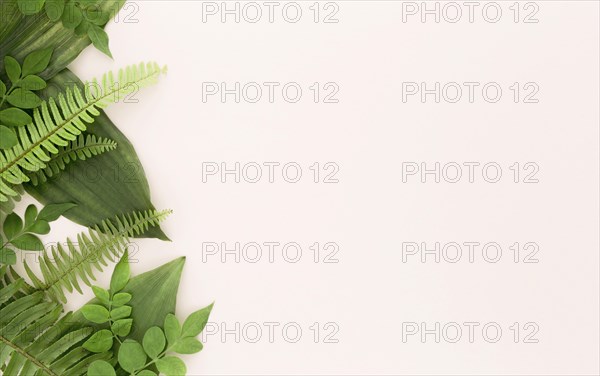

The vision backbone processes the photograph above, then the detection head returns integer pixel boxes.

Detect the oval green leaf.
[83,329,113,353]
[156,356,186,376]
[143,326,166,359]
[0,108,32,127]
[118,340,147,373]
[87,360,116,376]
[81,304,110,324]
[7,88,41,109]
[0,126,18,149]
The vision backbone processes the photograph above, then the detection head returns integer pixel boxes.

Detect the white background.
[19,1,600,374]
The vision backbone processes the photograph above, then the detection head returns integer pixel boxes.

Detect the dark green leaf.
[164,314,181,346]
[0,248,17,265]
[24,205,38,225]
[173,337,203,354]
[0,80,6,96]
[62,1,83,29]
[182,303,214,338]
[143,326,165,359]
[19,75,47,91]
[11,233,44,251]
[45,0,66,21]
[0,125,18,149]
[7,88,41,109]
[110,305,132,320]
[156,356,186,376]
[118,340,147,373]
[74,19,90,36]
[112,292,132,307]
[110,250,130,292]
[21,48,53,76]
[17,0,46,15]
[88,24,112,58]
[111,318,133,337]
[84,7,110,25]
[82,304,110,324]
[38,202,77,221]
[29,220,51,235]
[88,360,116,376]
[0,108,32,127]
[83,329,113,353]
[92,286,110,305]
[4,56,21,85]
[3,213,23,240]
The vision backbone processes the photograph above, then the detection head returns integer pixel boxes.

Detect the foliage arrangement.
[1,1,212,375]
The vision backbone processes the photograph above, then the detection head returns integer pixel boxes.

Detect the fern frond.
[24,209,172,303]
[0,62,166,202]
[0,276,109,376]
[28,134,118,186]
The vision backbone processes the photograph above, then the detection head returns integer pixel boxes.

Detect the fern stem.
[0,335,58,376]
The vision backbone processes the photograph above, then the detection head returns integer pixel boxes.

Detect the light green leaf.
[112,292,132,307]
[83,329,113,353]
[17,0,46,15]
[182,303,214,338]
[19,75,47,91]
[156,356,186,376]
[4,56,21,84]
[164,314,181,346]
[0,108,32,127]
[21,48,53,76]
[92,286,110,305]
[11,233,44,251]
[0,247,17,265]
[38,202,77,221]
[82,304,110,324]
[29,220,50,235]
[110,305,132,320]
[137,371,157,376]
[3,213,23,240]
[24,205,38,225]
[0,125,18,149]
[45,0,66,21]
[110,250,131,293]
[7,88,41,109]
[143,326,166,359]
[88,24,112,58]
[111,318,133,337]
[118,340,147,373]
[62,1,83,29]
[173,337,203,354]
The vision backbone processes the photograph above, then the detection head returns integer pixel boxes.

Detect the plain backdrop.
[13,1,600,375]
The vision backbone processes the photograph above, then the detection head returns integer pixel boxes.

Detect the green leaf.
[62,1,83,29]
[110,305,132,320]
[88,24,112,58]
[38,202,77,221]
[0,108,32,127]
[82,304,110,324]
[17,0,46,15]
[3,213,23,240]
[143,326,165,359]
[45,0,66,21]
[164,314,181,346]
[11,233,44,251]
[118,340,147,373]
[92,286,110,305]
[111,318,133,337]
[74,19,90,36]
[7,88,42,109]
[85,7,110,25]
[0,80,6,96]
[24,204,38,225]
[29,220,51,235]
[19,75,47,91]
[0,247,17,265]
[182,303,214,337]
[83,329,113,353]
[87,360,116,376]
[110,250,130,292]
[173,337,203,354]
[156,356,186,376]
[137,371,157,376]
[21,48,53,76]
[112,292,132,307]
[4,56,21,85]
[0,125,18,149]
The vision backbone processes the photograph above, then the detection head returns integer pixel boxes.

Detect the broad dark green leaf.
[87,24,112,58]
[3,213,23,239]
[17,0,46,15]
[37,202,77,221]
[0,80,6,96]
[21,47,53,76]
[62,1,83,29]
[83,329,113,353]
[118,340,147,373]
[182,303,214,338]
[26,70,168,240]
[19,74,47,91]
[45,0,66,21]
[0,107,32,126]
[10,233,44,251]
[88,360,116,376]
[29,219,50,234]
[143,326,166,359]
[74,19,90,36]
[110,250,130,292]
[4,56,21,84]
[156,356,186,376]
[7,88,41,108]
[0,125,18,149]
[24,204,38,225]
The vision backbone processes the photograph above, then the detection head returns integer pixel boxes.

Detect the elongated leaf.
[24,69,168,239]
